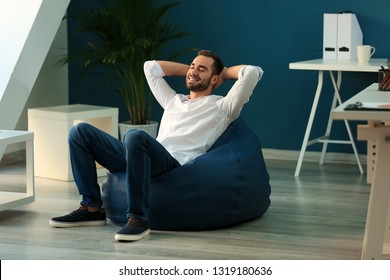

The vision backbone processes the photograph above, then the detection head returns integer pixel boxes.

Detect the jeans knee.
[123,129,148,148]
[69,122,93,142]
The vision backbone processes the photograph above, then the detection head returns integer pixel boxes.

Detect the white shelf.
[0,130,34,211]
[0,192,35,212]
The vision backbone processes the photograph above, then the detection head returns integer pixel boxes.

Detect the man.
[50,50,263,242]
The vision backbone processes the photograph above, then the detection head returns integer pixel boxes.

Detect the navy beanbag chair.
[101,118,271,230]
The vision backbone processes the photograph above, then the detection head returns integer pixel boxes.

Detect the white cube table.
[28,104,118,181]
[0,130,34,211]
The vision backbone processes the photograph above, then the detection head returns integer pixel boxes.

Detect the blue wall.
[67,0,390,154]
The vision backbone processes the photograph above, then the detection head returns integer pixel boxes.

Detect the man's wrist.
[224,65,243,80]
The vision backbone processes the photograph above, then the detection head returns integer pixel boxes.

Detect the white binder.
[323,13,338,59]
[322,13,363,60]
[337,13,363,60]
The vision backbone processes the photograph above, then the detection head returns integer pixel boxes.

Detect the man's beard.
[185,76,212,92]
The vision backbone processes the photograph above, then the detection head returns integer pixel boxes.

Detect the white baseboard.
[262,148,367,165]
[1,148,366,167]
[383,243,390,256]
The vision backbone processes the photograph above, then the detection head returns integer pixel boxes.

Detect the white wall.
[16,19,69,131]
[0,1,43,101]
[0,0,70,159]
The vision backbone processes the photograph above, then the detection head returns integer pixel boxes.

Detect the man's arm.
[221,65,245,80]
[218,65,263,119]
[144,60,180,109]
[156,60,189,77]
[214,65,245,89]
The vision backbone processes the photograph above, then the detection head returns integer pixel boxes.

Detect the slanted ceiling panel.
[0,0,70,157]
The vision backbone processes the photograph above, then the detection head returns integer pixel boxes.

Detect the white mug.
[357,45,375,64]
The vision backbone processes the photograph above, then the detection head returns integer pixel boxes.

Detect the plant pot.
[118,120,159,141]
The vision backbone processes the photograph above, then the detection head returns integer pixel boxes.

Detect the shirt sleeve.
[144,60,177,109]
[218,65,263,120]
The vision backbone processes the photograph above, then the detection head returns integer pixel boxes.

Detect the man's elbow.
[244,65,264,81]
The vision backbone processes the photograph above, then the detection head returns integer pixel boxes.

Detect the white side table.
[28,104,118,181]
[0,130,34,211]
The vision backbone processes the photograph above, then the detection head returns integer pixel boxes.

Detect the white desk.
[333,83,390,260]
[290,58,389,176]
[0,130,34,211]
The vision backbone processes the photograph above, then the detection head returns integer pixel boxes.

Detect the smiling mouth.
[187,75,200,83]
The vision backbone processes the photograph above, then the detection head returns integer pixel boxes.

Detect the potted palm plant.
[61,0,191,138]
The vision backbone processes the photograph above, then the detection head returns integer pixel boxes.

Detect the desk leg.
[342,118,364,174]
[358,125,390,259]
[319,71,342,164]
[295,70,324,177]
[331,71,363,173]
[319,71,363,173]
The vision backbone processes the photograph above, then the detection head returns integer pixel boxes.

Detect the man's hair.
[197,50,224,75]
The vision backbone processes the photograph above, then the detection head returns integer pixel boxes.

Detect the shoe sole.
[49,219,107,228]
[115,229,150,242]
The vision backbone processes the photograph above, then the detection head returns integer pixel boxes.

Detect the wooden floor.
[0,158,388,260]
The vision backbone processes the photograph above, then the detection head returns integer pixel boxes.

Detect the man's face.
[186,55,215,92]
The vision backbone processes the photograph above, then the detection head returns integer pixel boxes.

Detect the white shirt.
[144,60,263,165]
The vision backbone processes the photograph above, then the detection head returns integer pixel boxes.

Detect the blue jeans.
[68,123,180,220]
